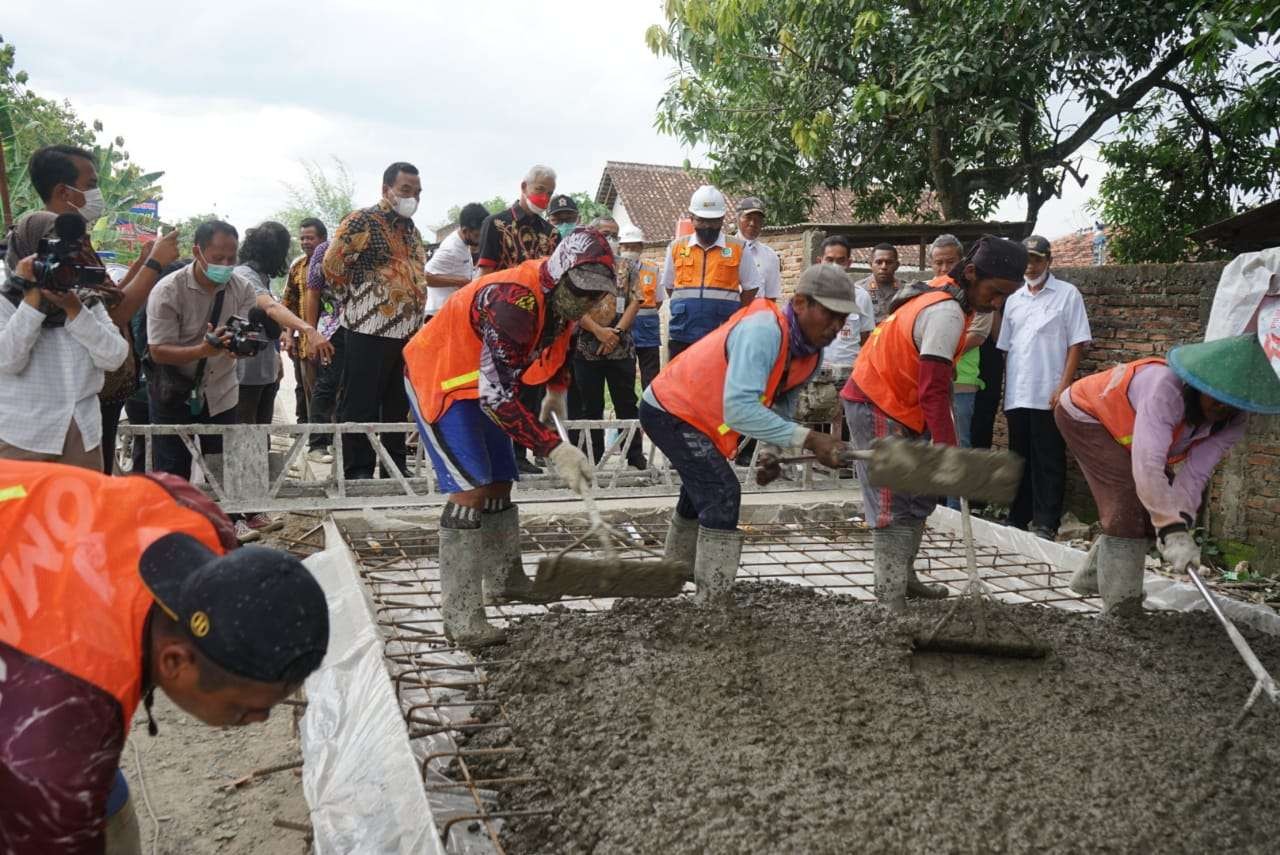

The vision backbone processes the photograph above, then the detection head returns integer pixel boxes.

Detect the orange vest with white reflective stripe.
[1067,358,1202,463]
[852,289,971,432]
[668,237,745,342]
[404,259,574,423]
[648,300,821,458]
[0,461,227,729]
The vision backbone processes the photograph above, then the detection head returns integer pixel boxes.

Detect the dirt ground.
[477,583,1280,855]
[117,519,322,855]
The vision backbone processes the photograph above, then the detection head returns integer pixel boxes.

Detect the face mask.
[391,194,418,218]
[552,281,602,320]
[695,226,719,245]
[621,250,641,260]
[198,250,235,285]
[606,237,620,256]
[526,192,551,213]
[73,187,106,222]
[1026,271,1047,287]
[556,222,576,239]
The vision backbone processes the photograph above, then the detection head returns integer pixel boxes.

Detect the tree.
[570,192,613,224]
[271,157,357,259]
[1090,60,1280,263]
[443,195,509,228]
[645,0,1280,228]
[165,212,222,256]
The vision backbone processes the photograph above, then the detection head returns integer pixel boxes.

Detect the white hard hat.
[619,226,645,244]
[689,185,727,218]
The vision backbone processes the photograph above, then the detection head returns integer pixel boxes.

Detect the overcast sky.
[6,0,1100,241]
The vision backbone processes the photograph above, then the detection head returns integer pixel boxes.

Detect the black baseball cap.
[548,194,578,215]
[140,534,330,685]
[1022,235,1051,257]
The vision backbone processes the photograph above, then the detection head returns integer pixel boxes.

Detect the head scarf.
[539,227,616,292]
[3,210,120,326]
[784,301,822,357]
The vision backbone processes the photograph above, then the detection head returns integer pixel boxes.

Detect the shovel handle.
[1185,563,1280,703]
[551,413,615,558]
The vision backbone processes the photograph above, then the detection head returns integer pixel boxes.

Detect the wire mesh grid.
[339,515,1100,851]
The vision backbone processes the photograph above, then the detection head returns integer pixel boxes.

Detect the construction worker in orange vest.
[403,230,616,647]
[618,226,664,390]
[0,460,330,853]
[1056,335,1280,615]
[659,185,761,361]
[840,235,1027,611]
[641,265,854,605]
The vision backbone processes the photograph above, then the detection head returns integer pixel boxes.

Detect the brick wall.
[998,262,1278,572]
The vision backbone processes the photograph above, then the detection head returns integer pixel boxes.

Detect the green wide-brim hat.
[1167,334,1280,414]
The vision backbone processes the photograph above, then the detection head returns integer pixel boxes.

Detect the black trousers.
[636,346,661,390]
[236,381,279,426]
[292,349,309,423]
[99,398,124,475]
[338,329,408,479]
[147,387,237,482]
[308,328,346,450]
[1005,407,1066,534]
[124,397,150,473]
[667,339,693,362]
[573,355,645,465]
[970,338,1004,451]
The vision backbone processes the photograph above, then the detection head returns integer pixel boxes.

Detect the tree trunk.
[928,121,973,220]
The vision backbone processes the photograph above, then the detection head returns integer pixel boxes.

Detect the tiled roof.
[595,161,924,243]
[1051,228,1110,266]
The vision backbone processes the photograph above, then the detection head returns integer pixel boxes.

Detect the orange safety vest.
[852,289,971,432]
[635,259,661,310]
[668,237,746,342]
[1068,358,1201,464]
[404,259,575,423]
[0,461,227,729]
[649,299,821,458]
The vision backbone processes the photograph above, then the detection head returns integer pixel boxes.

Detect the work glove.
[549,442,594,495]
[1159,529,1201,574]
[539,387,568,427]
[755,443,784,486]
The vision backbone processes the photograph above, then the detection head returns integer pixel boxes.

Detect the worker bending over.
[841,235,1026,611]
[404,230,612,647]
[640,265,852,605]
[1056,334,1280,615]
[0,460,329,853]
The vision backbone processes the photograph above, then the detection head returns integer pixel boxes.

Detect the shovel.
[763,437,1025,503]
[530,415,689,600]
[912,497,1052,659]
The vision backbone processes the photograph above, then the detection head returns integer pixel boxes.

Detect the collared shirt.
[233,265,282,387]
[282,254,311,359]
[323,201,427,340]
[857,274,902,321]
[146,264,258,417]
[742,238,782,299]
[306,240,342,340]
[997,272,1092,410]
[0,297,128,454]
[658,232,763,294]
[822,284,877,368]
[476,204,557,272]
[576,260,639,362]
[425,229,475,313]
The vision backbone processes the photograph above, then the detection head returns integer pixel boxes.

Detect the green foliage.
[647,0,1280,227]
[270,157,357,260]
[570,192,613,225]
[165,212,222,256]
[443,196,510,228]
[1091,62,1280,263]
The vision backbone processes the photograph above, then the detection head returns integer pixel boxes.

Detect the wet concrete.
[474,583,1280,854]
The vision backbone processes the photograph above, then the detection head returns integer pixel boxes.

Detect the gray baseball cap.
[796,263,858,314]
[737,196,766,215]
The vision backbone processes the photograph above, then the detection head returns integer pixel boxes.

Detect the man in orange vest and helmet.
[1055,334,1280,615]
[840,235,1027,611]
[0,460,330,854]
[640,264,854,605]
[403,229,615,647]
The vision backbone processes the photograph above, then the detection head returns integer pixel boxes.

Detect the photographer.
[9,145,181,472]
[145,220,331,488]
[0,251,128,469]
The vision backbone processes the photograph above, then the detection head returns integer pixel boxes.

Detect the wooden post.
[918,234,927,272]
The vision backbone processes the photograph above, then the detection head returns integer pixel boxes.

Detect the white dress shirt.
[425,229,476,313]
[996,273,1092,410]
[0,297,128,454]
[823,284,876,367]
[742,238,782,299]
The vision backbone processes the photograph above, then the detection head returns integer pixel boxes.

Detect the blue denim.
[639,400,741,530]
[946,391,977,510]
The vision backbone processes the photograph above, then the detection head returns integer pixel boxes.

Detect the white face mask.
[620,250,641,260]
[391,194,418,218]
[74,187,106,222]
[1026,271,1048,287]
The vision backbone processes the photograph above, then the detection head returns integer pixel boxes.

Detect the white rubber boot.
[664,512,700,582]
[1070,537,1102,596]
[481,506,552,605]
[905,521,948,600]
[1098,535,1150,618]
[693,527,742,607]
[439,527,506,647]
[872,526,916,612]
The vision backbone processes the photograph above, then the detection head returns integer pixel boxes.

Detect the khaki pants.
[0,419,103,471]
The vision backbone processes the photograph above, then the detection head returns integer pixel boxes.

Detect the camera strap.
[188,288,227,416]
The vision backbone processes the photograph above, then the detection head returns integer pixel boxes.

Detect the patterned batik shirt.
[306,239,343,340]
[323,201,427,339]
[282,254,311,359]
[475,204,558,272]
[575,260,636,362]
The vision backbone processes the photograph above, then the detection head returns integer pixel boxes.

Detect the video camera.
[28,213,109,291]
[205,307,280,356]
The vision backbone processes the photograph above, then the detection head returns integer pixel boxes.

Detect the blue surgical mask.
[556,222,575,239]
